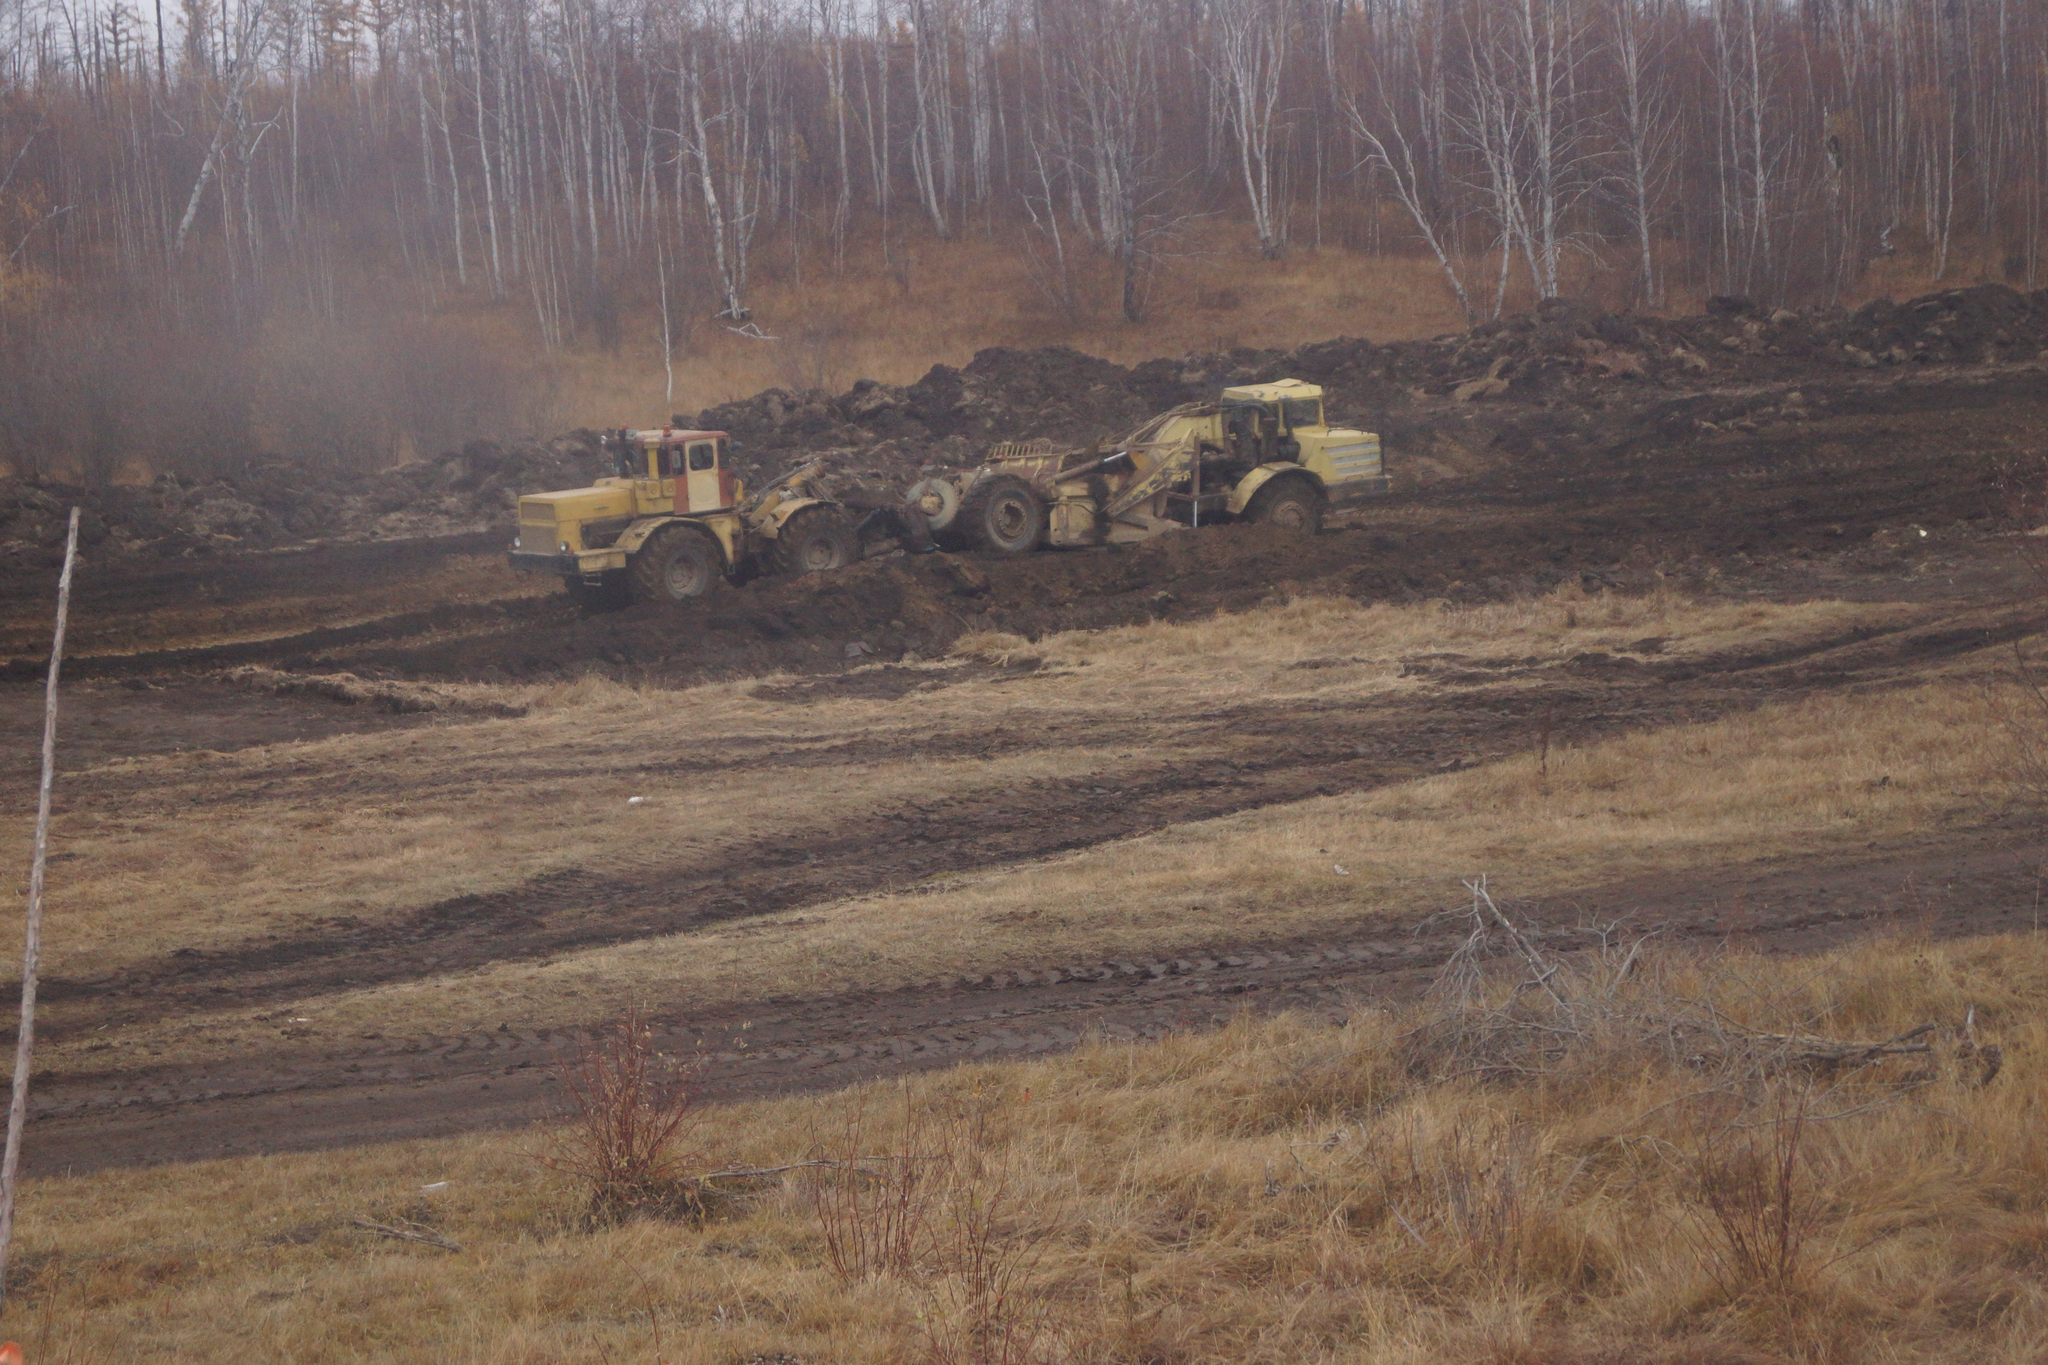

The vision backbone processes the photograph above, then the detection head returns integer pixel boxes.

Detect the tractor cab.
[1218,379,1327,464]
[1216,378,1384,500]
[603,428,741,516]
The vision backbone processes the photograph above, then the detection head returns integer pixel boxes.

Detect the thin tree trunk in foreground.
[0,506,80,1306]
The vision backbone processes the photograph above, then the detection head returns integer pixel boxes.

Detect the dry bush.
[916,1106,1065,1365]
[806,1092,1066,1365]
[10,1258,109,1365]
[773,319,853,394]
[1681,1087,1827,1302]
[539,1007,708,1225]
[806,1089,949,1281]
[1381,877,2019,1329]
[1409,879,1963,1091]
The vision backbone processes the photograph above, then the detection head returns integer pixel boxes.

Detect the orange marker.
[0,1341,25,1364]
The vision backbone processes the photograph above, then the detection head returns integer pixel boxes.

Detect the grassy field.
[11,583,2026,1094]
[13,929,2048,1364]
[4,565,2042,1360]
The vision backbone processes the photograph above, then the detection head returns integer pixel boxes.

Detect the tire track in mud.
[25,837,2042,1176]
[39,601,2035,1037]
[6,594,574,683]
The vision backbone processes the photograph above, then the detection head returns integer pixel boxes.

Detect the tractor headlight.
[559,540,572,553]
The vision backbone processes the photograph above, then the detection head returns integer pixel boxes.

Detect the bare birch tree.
[1211,0,1287,257]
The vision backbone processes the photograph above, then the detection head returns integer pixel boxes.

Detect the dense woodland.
[2,0,2045,479]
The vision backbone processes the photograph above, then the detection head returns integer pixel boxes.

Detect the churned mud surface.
[1,306,2044,1175]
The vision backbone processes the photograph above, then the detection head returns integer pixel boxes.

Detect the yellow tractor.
[906,379,1387,553]
[508,427,860,605]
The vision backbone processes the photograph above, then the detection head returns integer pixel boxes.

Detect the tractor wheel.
[1244,478,1326,534]
[628,526,724,603]
[958,475,1044,555]
[564,573,629,611]
[905,477,962,533]
[770,505,858,576]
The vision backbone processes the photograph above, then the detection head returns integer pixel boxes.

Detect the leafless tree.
[1211,0,1287,258]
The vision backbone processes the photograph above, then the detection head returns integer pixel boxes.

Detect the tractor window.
[658,444,688,477]
[1280,397,1322,430]
[687,441,716,472]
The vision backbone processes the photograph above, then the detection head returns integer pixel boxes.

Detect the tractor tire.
[564,573,629,611]
[770,504,859,576]
[958,475,1044,555]
[1244,477,1326,534]
[628,525,724,603]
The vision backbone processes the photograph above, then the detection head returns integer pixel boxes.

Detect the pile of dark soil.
[693,282,2048,489]
[9,282,2045,569]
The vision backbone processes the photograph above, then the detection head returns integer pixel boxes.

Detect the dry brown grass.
[12,929,2048,1363]
[24,587,1887,978]
[10,586,2012,1082]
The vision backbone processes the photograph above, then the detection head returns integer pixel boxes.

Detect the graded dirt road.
[3,352,2043,1176]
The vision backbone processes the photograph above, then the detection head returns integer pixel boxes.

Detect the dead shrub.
[805,1091,1067,1364]
[917,1106,1065,1365]
[1681,1088,1827,1301]
[540,1008,709,1225]
[806,1089,949,1282]
[773,320,852,394]
[1404,879,1953,1093]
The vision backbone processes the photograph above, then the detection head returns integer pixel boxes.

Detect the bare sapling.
[804,1090,1066,1363]
[540,1007,707,1225]
[0,507,79,1307]
[806,1087,947,1282]
[917,1104,1065,1365]
[1682,1085,1825,1300]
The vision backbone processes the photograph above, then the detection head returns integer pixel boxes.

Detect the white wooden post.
[0,506,80,1304]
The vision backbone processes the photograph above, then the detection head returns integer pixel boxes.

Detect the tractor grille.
[517,503,558,550]
[1325,440,1381,482]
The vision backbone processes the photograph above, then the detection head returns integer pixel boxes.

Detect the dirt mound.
[683,283,2048,497]
[0,433,610,567]
[692,344,1161,494]
[328,517,1664,686]
[17,282,2045,574]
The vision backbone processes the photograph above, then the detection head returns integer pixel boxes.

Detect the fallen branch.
[1711,1020,1938,1068]
[1788,1022,1937,1065]
[695,1156,939,1188]
[349,1217,462,1252]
